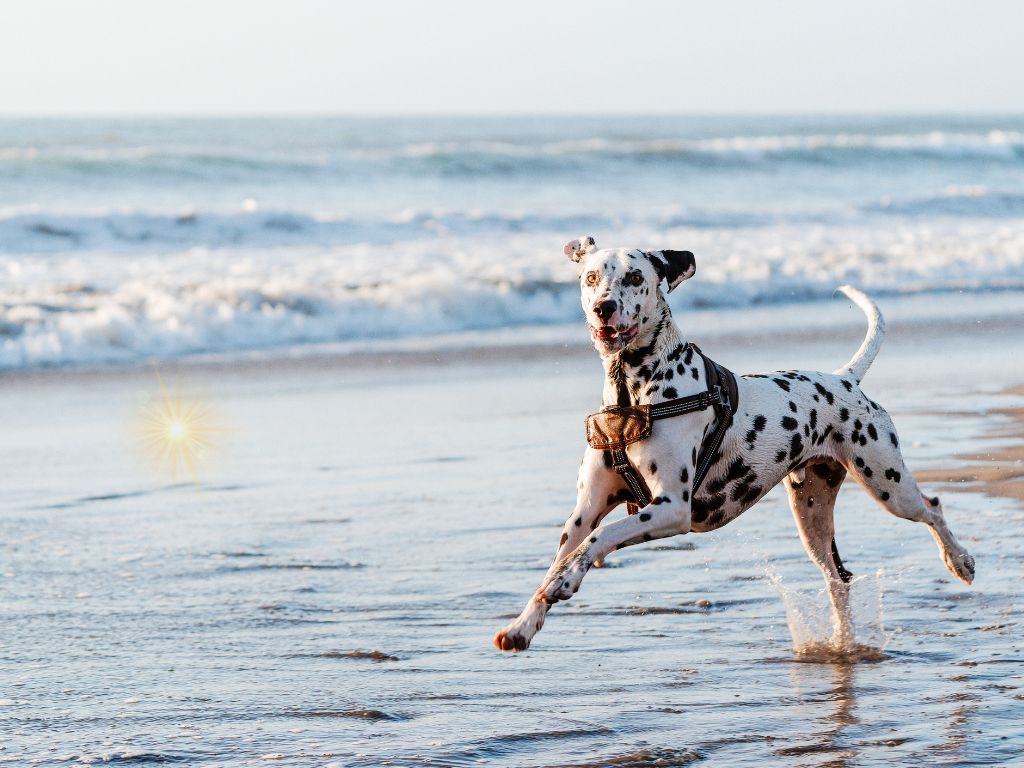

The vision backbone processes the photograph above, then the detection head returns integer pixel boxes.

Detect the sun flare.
[139,384,221,482]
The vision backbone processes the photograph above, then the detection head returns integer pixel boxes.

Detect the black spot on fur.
[853,419,862,430]
[574,517,581,527]
[679,466,689,483]
[639,512,651,522]
[842,380,853,392]
[839,408,849,422]
[775,450,787,463]
[789,433,803,460]
[809,409,817,430]
[854,456,864,467]
[789,401,798,413]
[880,492,890,501]
[832,431,844,443]
[663,387,678,399]
[863,466,873,478]
[682,490,689,502]
[781,416,798,431]
[745,429,758,444]
[726,458,750,482]
[889,432,899,448]
[773,378,791,392]
[814,382,835,404]
[677,363,686,375]
[867,423,878,441]
[649,461,658,474]
[810,461,844,488]
[754,415,767,431]
[884,468,902,484]
[691,368,699,380]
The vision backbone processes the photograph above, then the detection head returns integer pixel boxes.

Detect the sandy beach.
[2,292,1022,765]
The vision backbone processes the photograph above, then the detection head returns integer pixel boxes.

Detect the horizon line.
[2,109,1024,120]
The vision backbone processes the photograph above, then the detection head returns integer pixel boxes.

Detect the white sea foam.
[2,217,1024,369]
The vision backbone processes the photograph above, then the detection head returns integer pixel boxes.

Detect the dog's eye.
[626,272,644,286]
[585,272,600,286]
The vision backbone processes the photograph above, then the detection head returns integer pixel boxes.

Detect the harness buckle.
[712,384,728,410]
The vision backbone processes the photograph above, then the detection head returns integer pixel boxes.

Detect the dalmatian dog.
[493,236,975,652]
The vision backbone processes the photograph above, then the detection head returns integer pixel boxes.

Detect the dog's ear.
[564,235,597,263]
[646,249,696,292]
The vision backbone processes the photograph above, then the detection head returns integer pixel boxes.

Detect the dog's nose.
[594,300,617,322]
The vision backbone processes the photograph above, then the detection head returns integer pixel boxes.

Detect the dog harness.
[585,343,739,515]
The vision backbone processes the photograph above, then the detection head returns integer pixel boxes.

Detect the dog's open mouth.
[592,323,639,346]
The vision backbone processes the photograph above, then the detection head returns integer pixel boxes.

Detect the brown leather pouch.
[585,405,652,450]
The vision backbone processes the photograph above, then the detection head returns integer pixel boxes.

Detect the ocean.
[2,114,1024,369]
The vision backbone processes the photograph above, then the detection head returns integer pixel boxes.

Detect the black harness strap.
[604,344,738,515]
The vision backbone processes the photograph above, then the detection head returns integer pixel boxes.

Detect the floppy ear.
[564,235,597,263]
[646,249,696,292]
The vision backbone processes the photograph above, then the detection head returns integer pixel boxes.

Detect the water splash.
[767,566,893,662]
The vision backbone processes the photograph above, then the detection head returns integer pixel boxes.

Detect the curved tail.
[833,285,885,383]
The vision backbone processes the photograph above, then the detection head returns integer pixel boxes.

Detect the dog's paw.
[493,602,547,652]
[493,628,531,652]
[945,548,975,585]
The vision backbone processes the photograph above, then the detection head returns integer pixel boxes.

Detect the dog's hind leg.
[784,458,854,646]
[838,414,975,584]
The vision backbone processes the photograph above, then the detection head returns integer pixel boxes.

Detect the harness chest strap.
[594,346,739,515]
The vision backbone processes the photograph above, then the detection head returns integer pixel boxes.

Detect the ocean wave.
[0,207,797,254]
[13,187,1024,255]
[3,130,1022,183]
[865,186,1024,217]
[3,221,1023,369]
[384,130,1024,169]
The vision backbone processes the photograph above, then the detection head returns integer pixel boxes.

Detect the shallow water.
[2,313,1024,766]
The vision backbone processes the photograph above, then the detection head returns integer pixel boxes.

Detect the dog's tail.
[833,285,885,383]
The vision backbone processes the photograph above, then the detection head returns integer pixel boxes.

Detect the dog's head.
[564,236,696,355]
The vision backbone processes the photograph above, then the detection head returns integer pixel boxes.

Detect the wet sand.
[1,295,1023,766]
[916,398,1024,503]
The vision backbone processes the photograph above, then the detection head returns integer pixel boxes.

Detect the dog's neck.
[599,299,703,407]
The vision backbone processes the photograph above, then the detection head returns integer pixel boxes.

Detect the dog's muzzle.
[592,323,639,345]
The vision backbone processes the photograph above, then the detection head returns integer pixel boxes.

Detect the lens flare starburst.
[139,383,221,482]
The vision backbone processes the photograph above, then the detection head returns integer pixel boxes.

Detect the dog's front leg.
[538,496,691,604]
[493,450,622,652]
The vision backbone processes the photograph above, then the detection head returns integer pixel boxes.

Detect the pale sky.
[2,0,1022,115]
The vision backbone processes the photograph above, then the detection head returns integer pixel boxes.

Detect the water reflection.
[782,660,859,766]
